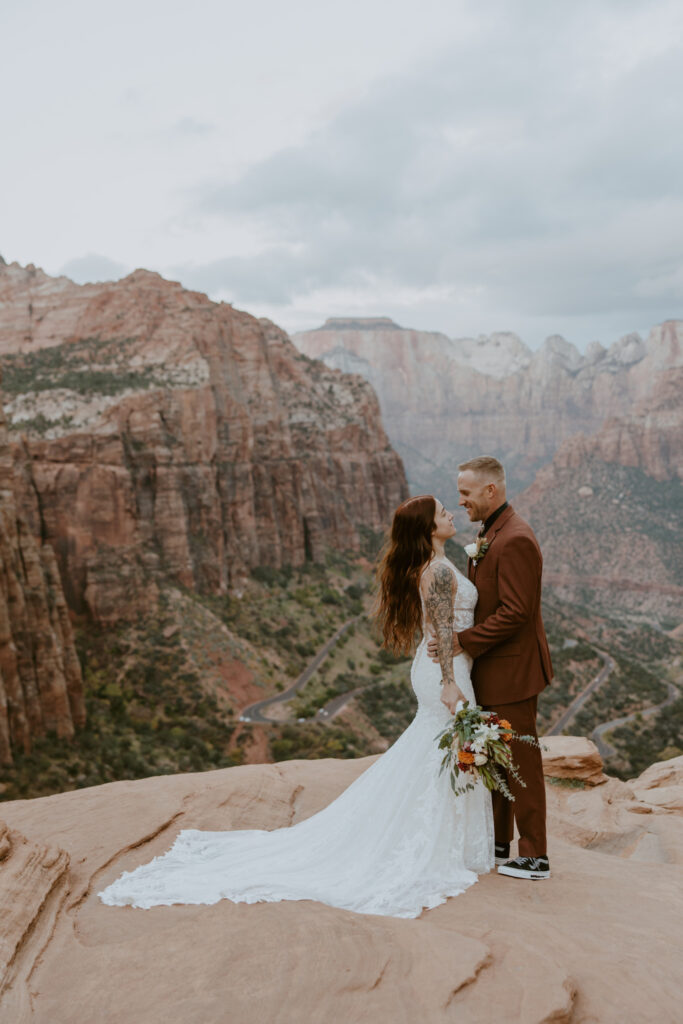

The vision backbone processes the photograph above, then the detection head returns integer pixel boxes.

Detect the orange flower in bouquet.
[499,719,513,744]
[436,703,542,798]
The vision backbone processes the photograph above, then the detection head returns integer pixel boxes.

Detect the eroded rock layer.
[0,819,69,1000]
[516,371,683,619]
[0,263,408,625]
[294,317,683,500]
[0,384,85,764]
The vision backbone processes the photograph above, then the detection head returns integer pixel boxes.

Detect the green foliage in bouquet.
[436,702,542,800]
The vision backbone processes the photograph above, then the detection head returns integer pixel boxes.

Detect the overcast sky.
[1,0,682,348]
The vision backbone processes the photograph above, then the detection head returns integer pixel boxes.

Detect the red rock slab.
[0,820,70,996]
[541,734,608,785]
[1,749,682,1022]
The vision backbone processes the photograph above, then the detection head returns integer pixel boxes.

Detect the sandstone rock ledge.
[1,740,681,1023]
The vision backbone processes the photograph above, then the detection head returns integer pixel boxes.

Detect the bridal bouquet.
[435,703,541,800]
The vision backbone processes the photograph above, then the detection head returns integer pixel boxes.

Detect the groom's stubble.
[457,469,506,524]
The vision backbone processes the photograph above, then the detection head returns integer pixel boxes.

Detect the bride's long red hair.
[374,495,436,655]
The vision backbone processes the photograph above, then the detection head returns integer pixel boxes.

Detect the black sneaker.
[498,856,550,880]
[494,842,510,865]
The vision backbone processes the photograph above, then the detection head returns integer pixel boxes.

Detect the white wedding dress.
[99,556,494,918]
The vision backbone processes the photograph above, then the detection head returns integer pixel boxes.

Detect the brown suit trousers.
[458,507,552,858]
[482,696,547,857]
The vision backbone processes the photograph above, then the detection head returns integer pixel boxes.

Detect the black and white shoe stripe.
[497,856,550,880]
[494,842,510,866]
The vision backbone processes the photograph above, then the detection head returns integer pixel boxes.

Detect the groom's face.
[457,471,492,523]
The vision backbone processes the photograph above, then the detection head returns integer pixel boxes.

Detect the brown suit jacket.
[458,506,553,705]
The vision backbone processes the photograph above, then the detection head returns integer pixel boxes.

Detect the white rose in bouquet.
[474,753,488,766]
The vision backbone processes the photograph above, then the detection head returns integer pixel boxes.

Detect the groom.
[428,455,553,880]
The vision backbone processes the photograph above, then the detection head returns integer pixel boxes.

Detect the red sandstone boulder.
[541,735,608,786]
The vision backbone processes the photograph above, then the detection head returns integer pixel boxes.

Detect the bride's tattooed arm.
[423,564,466,713]
[425,564,457,688]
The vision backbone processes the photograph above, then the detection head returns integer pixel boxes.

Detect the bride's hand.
[441,682,466,715]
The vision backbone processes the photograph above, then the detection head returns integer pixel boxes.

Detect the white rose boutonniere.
[464,536,490,564]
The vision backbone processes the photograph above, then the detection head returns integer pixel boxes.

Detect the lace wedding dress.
[99,556,494,918]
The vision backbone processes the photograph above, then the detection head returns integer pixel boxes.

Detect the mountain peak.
[607,331,646,366]
[121,268,169,286]
[449,331,532,378]
[535,334,583,372]
[318,317,403,331]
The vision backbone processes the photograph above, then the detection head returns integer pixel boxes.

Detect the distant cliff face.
[0,264,408,626]
[516,369,683,620]
[293,318,683,503]
[0,380,85,764]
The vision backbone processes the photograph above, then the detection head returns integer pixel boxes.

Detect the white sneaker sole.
[497,865,550,880]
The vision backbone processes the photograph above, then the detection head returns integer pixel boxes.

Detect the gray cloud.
[171,117,216,137]
[177,0,683,343]
[59,253,128,284]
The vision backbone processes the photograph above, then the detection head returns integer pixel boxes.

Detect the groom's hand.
[427,632,463,662]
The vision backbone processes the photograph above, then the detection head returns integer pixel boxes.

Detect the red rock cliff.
[0,263,408,626]
[515,369,683,619]
[0,378,85,764]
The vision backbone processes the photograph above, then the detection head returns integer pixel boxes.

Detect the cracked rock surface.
[1,742,681,1022]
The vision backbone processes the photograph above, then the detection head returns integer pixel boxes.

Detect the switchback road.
[591,681,680,760]
[314,685,367,722]
[239,615,362,724]
[547,650,615,736]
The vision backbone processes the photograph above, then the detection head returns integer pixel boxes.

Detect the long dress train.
[98,557,494,919]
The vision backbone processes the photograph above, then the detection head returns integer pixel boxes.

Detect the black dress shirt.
[481,501,509,536]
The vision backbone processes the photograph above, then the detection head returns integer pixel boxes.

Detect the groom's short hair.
[458,456,505,485]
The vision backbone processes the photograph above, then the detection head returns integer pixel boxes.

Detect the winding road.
[547,650,615,736]
[239,615,362,723]
[314,685,367,721]
[241,618,679,755]
[591,680,681,760]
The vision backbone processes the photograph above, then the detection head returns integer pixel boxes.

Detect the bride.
[99,496,494,919]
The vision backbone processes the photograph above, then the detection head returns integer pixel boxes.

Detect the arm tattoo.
[425,564,456,687]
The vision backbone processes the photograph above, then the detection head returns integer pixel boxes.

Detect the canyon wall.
[293,318,682,502]
[0,378,85,764]
[0,263,408,626]
[515,369,683,619]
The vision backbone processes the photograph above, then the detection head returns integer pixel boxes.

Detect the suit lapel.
[483,504,515,549]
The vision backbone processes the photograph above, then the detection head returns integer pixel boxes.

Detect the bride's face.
[432,500,456,542]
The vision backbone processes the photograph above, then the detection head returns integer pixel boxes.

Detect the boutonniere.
[464,536,489,565]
